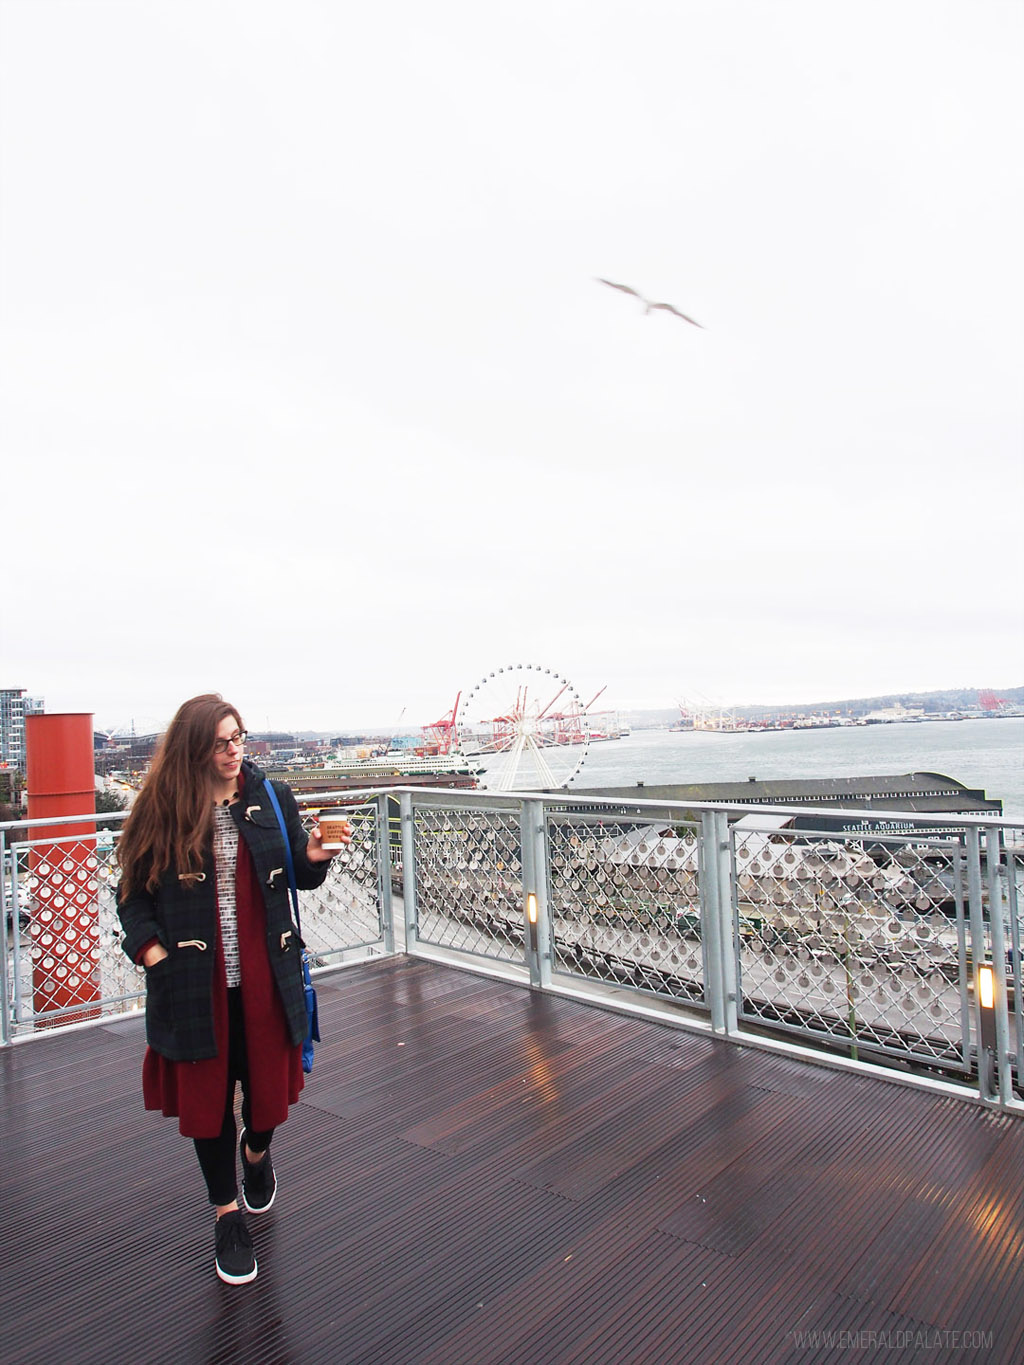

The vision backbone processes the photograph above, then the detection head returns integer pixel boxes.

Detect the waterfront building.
[564,772,1002,834]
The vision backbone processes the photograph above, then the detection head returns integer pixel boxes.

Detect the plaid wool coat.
[117,760,329,1062]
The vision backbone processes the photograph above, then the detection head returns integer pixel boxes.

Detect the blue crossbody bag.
[263,780,320,1073]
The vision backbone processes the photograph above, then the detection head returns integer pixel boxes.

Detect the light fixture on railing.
[525,891,539,969]
[979,962,996,1011]
[977,961,998,1097]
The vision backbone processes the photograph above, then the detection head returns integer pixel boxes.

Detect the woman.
[117,694,349,1284]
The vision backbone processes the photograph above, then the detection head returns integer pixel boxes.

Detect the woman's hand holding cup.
[308,811,354,861]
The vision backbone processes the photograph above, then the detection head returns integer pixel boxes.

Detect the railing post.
[966,827,999,1101]
[1,832,11,1046]
[9,838,26,1031]
[520,798,551,988]
[1006,839,1023,1082]
[700,810,737,1034]
[716,809,739,1033]
[376,794,395,955]
[698,813,719,1028]
[400,792,419,954]
[986,826,1014,1105]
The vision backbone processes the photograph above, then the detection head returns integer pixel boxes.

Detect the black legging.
[193,987,275,1206]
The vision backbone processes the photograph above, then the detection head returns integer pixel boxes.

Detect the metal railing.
[3,787,1022,1110]
[397,788,1024,1110]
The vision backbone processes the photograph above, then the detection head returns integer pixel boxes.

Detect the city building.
[0,689,44,771]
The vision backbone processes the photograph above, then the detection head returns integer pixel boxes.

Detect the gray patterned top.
[212,804,241,987]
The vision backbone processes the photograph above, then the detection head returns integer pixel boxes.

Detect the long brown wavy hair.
[117,693,244,896]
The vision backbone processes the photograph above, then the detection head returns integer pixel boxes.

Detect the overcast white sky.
[2,0,1022,735]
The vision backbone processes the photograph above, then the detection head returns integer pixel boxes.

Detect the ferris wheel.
[457,664,593,791]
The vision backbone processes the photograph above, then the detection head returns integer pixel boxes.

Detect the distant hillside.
[739,685,1024,719]
[627,686,1024,728]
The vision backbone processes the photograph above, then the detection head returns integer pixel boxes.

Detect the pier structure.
[565,771,1003,831]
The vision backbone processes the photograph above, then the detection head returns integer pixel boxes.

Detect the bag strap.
[263,779,301,937]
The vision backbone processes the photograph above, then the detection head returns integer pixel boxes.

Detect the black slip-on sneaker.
[240,1130,277,1214]
[214,1209,257,1284]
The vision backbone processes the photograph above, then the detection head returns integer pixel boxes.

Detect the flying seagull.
[596,278,703,328]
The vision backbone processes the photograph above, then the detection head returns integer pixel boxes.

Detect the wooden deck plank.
[1,955,1023,1364]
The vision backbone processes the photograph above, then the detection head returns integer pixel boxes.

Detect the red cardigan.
[142,833,303,1138]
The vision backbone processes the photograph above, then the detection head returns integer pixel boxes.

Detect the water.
[573,716,1024,822]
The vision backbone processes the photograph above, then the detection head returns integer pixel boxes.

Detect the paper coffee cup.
[318,812,351,850]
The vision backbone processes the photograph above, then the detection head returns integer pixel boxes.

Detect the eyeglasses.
[213,730,247,754]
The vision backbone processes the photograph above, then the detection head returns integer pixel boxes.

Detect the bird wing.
[648,301,703,328]
[596,278,643,299]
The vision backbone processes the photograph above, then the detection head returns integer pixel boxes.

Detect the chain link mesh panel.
[297,803,384,960]
[547,815,706,1004]
[412,806,525,962]
[7,830,142,1029]
[735,829,971,1069]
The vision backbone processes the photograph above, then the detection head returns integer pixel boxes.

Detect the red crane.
[417,693,462,755]
[978,690,1007,712]
[547,684,608,745]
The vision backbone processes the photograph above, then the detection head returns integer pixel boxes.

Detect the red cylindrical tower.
[26,713,100,1024]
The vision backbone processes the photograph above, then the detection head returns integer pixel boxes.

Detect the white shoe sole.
[216,1257,258,1285]
[242,1182,276,1214]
